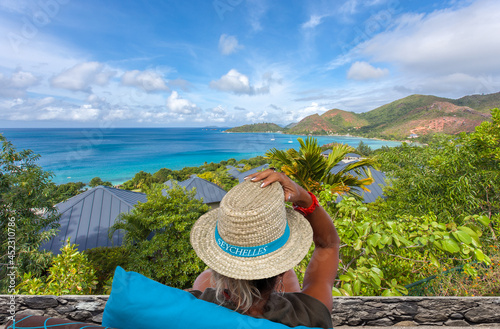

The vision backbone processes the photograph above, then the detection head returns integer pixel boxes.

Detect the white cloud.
[247,0,267,32]
[218,34,242,55]
[299,102,329,118]
[210,69,269,95]
[362,0,500,75]
[50,62,115,92]
[339,0,359,14]
[302,15,324,29]
[0,70,40,97]
[245,110,269,122]
[121,69,169,92]
[196,106,228,123]
[347,61,389,80]
[166,91,200,114]
[103,109,134,121]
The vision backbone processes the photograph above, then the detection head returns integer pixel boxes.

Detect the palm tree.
[266,137,378,199]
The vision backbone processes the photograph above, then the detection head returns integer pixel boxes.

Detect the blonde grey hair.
[211,270,278,313]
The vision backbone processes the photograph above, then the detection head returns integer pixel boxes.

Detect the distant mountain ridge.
[226,92,498,139]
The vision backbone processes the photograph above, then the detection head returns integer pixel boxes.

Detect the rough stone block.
[24,296,58,309]
[331,314,347,327]
[366,318,394,326]
[347,316,362,326]
[444,319,471,326]
[55,305,76,314]
[465,306,500,323]
[395,302,418,315]
[450,312,464,319]
[92,314,103,323]
[17,310,45,317]
[394,320,418,326]
[68,310,92,321]
[75,302,102,312]
[414,311,449,323]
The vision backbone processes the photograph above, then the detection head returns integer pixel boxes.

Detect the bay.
[1,128,401,185]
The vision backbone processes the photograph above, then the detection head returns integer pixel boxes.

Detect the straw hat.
[190,179,313,280]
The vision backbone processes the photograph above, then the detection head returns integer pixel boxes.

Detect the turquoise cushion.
[103,267,322,329]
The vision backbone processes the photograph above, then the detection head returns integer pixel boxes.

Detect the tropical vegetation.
[266,137,377,197]
[2,108,498,297]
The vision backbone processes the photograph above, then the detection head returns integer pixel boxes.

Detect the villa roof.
[330,161,388,203]
[345,153,361,158]
[320,151,361,158]
[164,176,227,204]
[238,164,269,182]
[42,186,147,254]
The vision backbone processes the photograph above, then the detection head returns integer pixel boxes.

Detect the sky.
[1,0,499,128]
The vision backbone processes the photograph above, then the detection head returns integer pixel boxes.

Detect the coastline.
[1,128,402,186]
[223,129,406,143]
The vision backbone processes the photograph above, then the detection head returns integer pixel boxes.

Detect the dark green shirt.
[190,288,333,329]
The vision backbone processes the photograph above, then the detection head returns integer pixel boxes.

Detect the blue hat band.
[215,222,290,258]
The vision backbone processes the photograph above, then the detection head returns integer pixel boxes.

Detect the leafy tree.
[16,240,98,295]
[89,176,112,188]
[355,141,373,156]
[266,137,377,198]
[85,246,130,293]
[152,168,174,183]
[0,135,59,292]
[112,183,209,288]
[47,181,87,204]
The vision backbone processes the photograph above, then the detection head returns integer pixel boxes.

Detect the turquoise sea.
[1,128,401,185]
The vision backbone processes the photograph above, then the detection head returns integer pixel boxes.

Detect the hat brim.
[190,206,313,280]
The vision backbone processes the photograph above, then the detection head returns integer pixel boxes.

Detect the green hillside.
[453,92,500,113]
[358,94,451,126]
[322,109,369,129]
[226,122,283,133]
[287,114,335,134]
[226,92,498,140]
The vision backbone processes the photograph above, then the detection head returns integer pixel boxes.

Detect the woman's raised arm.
[246,169,340,310]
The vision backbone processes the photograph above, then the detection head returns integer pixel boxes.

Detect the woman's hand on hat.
[244,169,312,207]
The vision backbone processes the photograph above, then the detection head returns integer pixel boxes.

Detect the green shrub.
[85,246,130,293]
[16,240,98,295]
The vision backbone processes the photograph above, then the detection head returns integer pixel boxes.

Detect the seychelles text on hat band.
[214,222,291,258]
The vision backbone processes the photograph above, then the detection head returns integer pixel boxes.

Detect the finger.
[244,169,276,181]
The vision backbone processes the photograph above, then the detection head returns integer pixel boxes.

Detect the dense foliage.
[89,176,112,188]
[16,241,98,295]
[312,194,491,296]
[110,183,209,289]
[0,135,59,293]
[121,156,268,191]
[47,181,87,204]
[266,137,377,197]
[85,246,130,293]
[378,108,500,228]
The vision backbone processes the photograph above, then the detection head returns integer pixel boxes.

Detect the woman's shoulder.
[265,292,333,328]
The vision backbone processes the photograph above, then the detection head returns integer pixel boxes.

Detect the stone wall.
[1,295,500,327]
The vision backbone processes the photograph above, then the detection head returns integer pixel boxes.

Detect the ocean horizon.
[1,128,402,185]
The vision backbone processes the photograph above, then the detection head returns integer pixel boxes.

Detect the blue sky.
[1,0,499,128]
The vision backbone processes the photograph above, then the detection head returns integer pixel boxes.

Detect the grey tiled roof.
[345,153,361,158]
[237,164,269,182]
[42,186,147,254]
[226,164,269,182]
[226,167,241,178]
[164,176,227,204]
[329,161,388,203]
